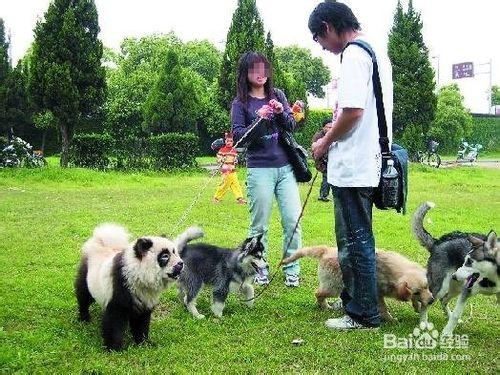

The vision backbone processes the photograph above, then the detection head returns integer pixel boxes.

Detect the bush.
[0,136,7,148]
[150,133,199,170]
[114,136,152,170]
[69,133,113,170]
[294,109,332,149]
[470,115,500,152]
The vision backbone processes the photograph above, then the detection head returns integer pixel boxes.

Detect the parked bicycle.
[457,141,483,163]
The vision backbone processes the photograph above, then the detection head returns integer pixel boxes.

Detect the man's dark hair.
[308,1,360,40]
[322,118,332,126]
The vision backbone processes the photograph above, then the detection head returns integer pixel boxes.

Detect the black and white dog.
[177,235,267,319]
[412,202,498,333]
[75,223,203,350]
[442,231,499,335]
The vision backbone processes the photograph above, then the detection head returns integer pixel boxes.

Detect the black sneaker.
[318,196,330,202]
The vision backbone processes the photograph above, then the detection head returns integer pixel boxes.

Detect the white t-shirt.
[327,37,393,187]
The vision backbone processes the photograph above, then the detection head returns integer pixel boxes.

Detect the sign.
[452,62,474,79]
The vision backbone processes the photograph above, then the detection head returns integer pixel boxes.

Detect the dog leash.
[169,117,265,237]
[240,169,320,303]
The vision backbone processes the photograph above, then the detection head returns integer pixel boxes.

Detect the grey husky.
[177,235,267,319]
[412,202,498,334]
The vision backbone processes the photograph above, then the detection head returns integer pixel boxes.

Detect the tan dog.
[281,246,434,322]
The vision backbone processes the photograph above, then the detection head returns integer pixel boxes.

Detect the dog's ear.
[134,238,153,259]
[486,231,497,251]
[469,235,484,247]
[396,281,412,301]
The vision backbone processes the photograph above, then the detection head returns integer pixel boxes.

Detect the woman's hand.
[268,99,283,114]
[257,105,273,119]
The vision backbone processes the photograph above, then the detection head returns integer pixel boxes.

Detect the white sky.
[1,0,499,112]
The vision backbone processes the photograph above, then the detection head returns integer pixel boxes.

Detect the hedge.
[69,133,114,170]
[294,109,333,150]
[149,133,199,170]
[470,114,499,152]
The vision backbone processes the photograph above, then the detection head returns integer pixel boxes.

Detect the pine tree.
[218,0,265,110]
[0,18,12,136]
[29,0,106,167]
[143,49,200,134]
[388,0,436,153]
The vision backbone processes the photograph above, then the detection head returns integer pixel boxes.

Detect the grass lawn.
[0,162,499,374]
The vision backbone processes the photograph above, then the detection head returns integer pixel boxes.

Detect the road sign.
[452,62,474,79]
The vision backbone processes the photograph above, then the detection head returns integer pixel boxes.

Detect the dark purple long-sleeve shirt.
[231,88,297,168]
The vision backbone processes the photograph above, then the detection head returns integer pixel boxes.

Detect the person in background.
[213,132,247,205]
[312,118,333,202]
[231,51,302,287]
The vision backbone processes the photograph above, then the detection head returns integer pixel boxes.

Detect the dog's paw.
[193,313,205,320]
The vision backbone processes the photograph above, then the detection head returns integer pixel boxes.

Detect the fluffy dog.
[442,231,499,335]
[280,246,434,322]
[412,201,497,331]
[75,223,203,350]
[177,235,267,319]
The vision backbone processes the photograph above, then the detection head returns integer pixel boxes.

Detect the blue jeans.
[246,165,301,275]
[319,173,331,198]
[332,186,380,327]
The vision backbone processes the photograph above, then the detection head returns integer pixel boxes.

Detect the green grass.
[0,163,499,374]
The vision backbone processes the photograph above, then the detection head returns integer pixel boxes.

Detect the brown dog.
[281,246,434,322]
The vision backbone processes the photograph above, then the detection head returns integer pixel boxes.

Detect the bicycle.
[410,140,441,168]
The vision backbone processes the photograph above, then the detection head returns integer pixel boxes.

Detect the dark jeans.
[332,186,380,327]
[319,173,331,198]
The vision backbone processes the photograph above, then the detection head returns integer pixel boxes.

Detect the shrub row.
[70,133,199,170]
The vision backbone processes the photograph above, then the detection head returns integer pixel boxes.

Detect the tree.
[0,18,12,136]
[218,0,265,110]
[388,0,436,139]
[275,45,330,98]
[143,49,201,134]
[492,85,500,106]
[181,40,221,84]
[29,0,106,167]
[428,84,472,152]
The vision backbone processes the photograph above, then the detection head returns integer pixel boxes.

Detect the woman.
[231,51,302,287]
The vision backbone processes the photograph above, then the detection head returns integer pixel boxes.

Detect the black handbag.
[342,40,408,214]
[279,129,312,183]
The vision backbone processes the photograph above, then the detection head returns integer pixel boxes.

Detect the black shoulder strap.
[341,40,390,155]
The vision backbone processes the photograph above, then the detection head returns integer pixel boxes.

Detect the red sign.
[452,62,474,79]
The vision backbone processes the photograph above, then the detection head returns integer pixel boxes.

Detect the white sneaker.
[329,299,344,311]
[325,315,378,330]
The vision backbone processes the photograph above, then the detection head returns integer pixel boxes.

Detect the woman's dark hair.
[236,51,274,105]
[308,1,360,40]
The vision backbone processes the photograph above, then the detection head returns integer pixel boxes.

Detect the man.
[309,1,393,329]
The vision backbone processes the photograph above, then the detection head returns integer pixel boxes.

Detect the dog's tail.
[280,246,333,266]
[176,226,204,255]
[83,223,130,254]
[412,202,437,252]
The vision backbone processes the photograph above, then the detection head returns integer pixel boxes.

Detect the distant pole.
[489,59,493,114]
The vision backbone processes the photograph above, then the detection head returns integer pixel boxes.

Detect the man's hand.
[312,138,329,160]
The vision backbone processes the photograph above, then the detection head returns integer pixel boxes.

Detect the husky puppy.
[75,223,203,350]
[280,246,434,322]
[177,235,267,319]
[441,231,499,335]
[412,201,492,328]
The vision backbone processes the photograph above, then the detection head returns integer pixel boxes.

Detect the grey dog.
[177,235,267,319]
[412,201,490,327]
